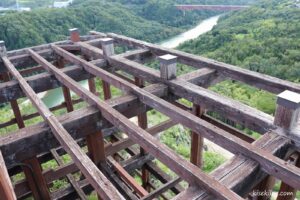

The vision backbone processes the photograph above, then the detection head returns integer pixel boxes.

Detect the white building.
[53,0,73,8]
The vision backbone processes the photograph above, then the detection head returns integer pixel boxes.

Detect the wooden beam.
[2,53,123,200]
[43,45,243,199]
[0,151,16,200]
[0,59,106,103]
[107,55,274,133]
[190,104,204,168]
[0,84,166,168]
[51,149,87,200]
[276,153,300,200]
[173,132,291,199]
[103,32,300,94]
[72,41,300,189]
[1,72,25,129]
[141,178,181,200]
[22,157,51,200]
[108,157,149,197]
[56,57,74,112]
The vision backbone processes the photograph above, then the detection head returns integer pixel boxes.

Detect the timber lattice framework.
[0,29,300,200]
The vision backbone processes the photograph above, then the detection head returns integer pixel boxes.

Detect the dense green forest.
[179,0,300,116]
[0,0,256,50]
[180,0,300,82]
[0,0,215,50]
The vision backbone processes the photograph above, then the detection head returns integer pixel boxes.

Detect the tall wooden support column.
[100,38,113,100]
[0,151,16,200]
[275,91,300,200]
[23,157,51,200]
[190,104,204,168]
[0,41,25,129]
[256,90,300,200]
[135,77,150,190]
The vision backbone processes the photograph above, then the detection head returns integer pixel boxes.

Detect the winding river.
[41,15,220,107]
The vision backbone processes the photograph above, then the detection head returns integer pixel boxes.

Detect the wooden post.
[56,56,73,112]
[135,77,150,191]
[100,38,115,57]
[100,38,113,100]
[87,131,106,166]
[158,54,177,80]
[274,91,300,200]
[0,41,25,129]
[190,104,204,168]
[256,90,300,200]
[23,157,51,200]
[274,90,300,130]
[0,151,16,200]
[69,28,80,42]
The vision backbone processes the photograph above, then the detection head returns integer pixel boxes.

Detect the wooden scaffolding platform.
[0,29,299,200]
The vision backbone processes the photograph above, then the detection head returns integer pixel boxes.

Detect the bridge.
[175,5,250,11]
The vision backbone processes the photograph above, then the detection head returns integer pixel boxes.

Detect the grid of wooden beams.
[0,30,299,200]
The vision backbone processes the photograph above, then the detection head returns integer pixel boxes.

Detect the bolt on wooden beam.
[158,54,177,80]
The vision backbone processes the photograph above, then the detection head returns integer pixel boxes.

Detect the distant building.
[53,0,73,8]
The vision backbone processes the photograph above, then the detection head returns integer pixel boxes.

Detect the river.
[41,15,220,107]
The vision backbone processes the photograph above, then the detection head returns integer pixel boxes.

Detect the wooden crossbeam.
[173,132,290,199]
[1,54,123,200]
[51,149,87,200]
[108,55,273,133]
[141,178,181,200]
[31,44,243,200]
[101,32,300,94]
[108,157,149,197]
[73,41,300,189]
[0,59,106,104]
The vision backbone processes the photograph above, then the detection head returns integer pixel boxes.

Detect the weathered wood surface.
[22,157,51,200]
[141,178,181,200]
[49,45,243,199]
[74,41,300,189]
[102,32,300,94]
[0,59,106,103]
[173,132,291,200]
[0,68,205,167]
[2,54,124,200]
[108,55,274,133]
[108,156,149,197]
[51,149,87,200]
[0,151,16,200]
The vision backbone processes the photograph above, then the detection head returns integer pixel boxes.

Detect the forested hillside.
[180,0,300,82]
[179,0,300,116]
[0,0,255,50]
